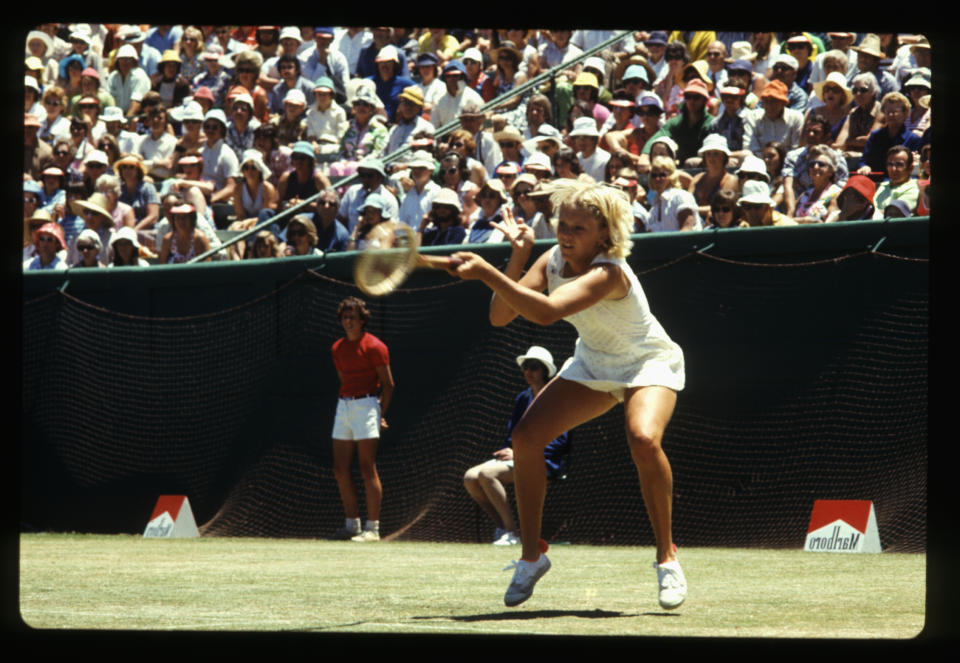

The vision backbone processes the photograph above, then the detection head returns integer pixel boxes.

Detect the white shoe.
[493,530,521,546]
[653,560,687,609]
[492,527,507,543]
[503,554,551,607]
[351,530,380,542]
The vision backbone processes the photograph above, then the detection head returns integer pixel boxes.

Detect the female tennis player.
[446,179,687,609]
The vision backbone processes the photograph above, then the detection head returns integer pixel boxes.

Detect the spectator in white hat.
[369,44,416,122]
[109,226,150,267]
[107,43,152,118]
[260,27,304,89]
[397,150,440,229]
[688,134,739,218]
[25,29,60,87]
[462,345,568,547]
[568,116,610,183]
[114,25,161,84]
[419,187,466,246]
[706,84,752,165]
[768,53,808,111]
[357,27,408,80]
[737,179,797,227]
[200,109,240,223]
[225,92,260,161]
[273,88,308,145]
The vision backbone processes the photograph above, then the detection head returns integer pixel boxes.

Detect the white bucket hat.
[737,155,770,182]
[110,226,141,249]
[240,149,272,180]
[697,133,731,157]
[568,116,600,138]
[738,180,775,207]
[407,150,435,170]
[431,187,462,212]
[516,346,557,378]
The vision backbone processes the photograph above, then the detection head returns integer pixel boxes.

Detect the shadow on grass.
[413,609,682,622]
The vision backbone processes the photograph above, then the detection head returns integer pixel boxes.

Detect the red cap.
[840,175,877,203]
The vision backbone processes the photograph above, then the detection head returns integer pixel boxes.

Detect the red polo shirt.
[332,331,389,398]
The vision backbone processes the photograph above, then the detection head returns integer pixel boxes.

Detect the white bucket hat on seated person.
[516,345,557,378]
[738,180,776,207]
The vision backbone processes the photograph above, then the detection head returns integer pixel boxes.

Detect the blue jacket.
[502,387,570,479]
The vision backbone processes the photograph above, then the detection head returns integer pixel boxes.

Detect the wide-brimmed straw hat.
[70,192,114,225]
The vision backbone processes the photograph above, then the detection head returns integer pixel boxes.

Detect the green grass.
[18,533,925,638]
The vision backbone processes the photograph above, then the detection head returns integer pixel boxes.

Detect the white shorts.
[332,396,381,440]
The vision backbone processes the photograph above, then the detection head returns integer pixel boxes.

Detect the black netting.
[21,247,927,551]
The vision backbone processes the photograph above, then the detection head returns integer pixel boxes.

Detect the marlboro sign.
[804,499,881,553]
[143,495,199,539]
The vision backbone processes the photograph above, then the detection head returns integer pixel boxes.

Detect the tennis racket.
[353,221,460,297]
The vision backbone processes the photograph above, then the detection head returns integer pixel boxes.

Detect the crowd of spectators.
[23,26,932,270]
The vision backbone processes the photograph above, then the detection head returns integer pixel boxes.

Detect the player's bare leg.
[504,378,616,605]
[623,385,686,608]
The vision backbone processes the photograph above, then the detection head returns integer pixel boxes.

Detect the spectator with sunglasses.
[312,187,350,253]
[283,214,323,256]
[645,155,702,233]
[463,346,570,547]
[23,221,68,272]
[199,109,240,227]
[71,228,104,268]
[767,54,808,112]
[704,188,742,229]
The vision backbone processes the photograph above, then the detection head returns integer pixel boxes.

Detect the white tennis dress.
[546,245,685,400]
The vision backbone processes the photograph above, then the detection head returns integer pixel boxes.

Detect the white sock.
[346,517,361,533]
[364,520,379,533]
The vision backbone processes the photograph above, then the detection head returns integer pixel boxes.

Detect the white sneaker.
[351,530,380,542]
[493,530,521,546]
[653,560,687,609]
[503,554,551,607]
[492,527,507,543]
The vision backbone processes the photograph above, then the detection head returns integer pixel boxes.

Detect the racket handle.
[417,254,462,269]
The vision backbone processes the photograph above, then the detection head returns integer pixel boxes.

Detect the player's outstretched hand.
[492,207,534,254]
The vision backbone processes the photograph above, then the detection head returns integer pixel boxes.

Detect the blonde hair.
[880,91,911,114]
[547,179,634,259]
[651,155,681,189]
